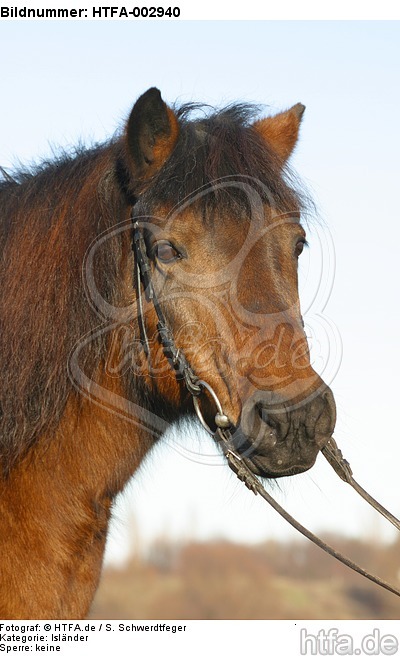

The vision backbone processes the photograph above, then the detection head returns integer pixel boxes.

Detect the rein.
[131,214,400,600]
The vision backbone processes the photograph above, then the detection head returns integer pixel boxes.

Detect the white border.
[1,0,400,20]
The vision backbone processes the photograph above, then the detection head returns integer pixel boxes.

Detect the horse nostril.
[259,406,266,423]
[258,406,273,426]
[257,406,278,448]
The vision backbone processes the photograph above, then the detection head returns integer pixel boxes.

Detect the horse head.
[122,88,336,479]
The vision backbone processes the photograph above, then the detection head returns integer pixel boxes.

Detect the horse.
[0,88,336,619]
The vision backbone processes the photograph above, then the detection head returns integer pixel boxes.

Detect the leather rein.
[131,212,400,600]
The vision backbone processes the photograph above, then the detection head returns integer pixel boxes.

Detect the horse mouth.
[226,426,330,478]
[229,391,336,479]
[240,433,329,478]
[223,386,336,478]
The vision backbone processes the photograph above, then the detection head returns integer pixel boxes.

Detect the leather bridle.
[131,211,400,600]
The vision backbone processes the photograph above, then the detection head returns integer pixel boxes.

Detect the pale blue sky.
[1,20,400,561]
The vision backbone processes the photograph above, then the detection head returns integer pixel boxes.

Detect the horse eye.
[155,241,181,263]
[295,238,307,257]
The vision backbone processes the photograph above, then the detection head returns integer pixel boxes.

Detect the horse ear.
[253,103,305,162]
[126,87,179,182]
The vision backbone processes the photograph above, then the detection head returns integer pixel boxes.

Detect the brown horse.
[0,88,336,619]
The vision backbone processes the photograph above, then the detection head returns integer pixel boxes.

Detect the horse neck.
[0,140,147,464]
[0,142,174,618]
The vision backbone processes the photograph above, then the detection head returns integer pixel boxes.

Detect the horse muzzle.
[235,387,337,478]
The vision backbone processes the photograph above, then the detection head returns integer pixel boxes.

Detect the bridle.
[131,211,400,600]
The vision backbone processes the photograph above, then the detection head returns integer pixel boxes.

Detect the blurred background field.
[90,532,400,619]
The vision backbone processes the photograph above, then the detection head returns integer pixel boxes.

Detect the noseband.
[131,211,400,600]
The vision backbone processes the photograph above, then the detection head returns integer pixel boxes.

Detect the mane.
[0,100,308,472]
[0,140,129,471]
